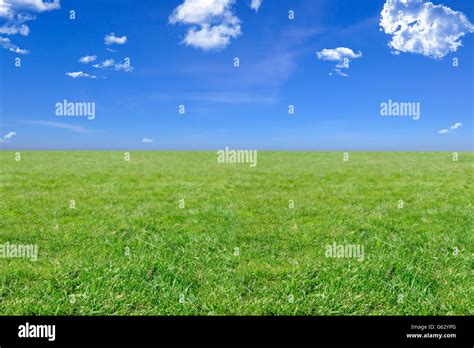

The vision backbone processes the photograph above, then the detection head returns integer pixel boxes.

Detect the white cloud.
[0,0,9,18]
[65,71,97,79]
[317,47,362,62]
[169,0,231,24]
[11,45,26,53]
[380,0,474,59]
[438,122,463,134]
[93,58,134,72]
[17,13,35,21]
[249,0,262,12]
[0,36,27,53]
[0,0,59,20]
[0,0,60,53]
[113,60,134,72]
[93,59,115,69]
[0,0,59,18]
[182,23,240,50]
[169,0,241,50]
[78,55,97,64]
[316,47,362,77]
[0,131,16,143]
[142,138,153,143]
[104,32,127,45]
[4,131,15,139]
[0,23,29,35]
[330,69,348,77]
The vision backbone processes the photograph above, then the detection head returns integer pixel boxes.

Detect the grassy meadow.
[0,151,472,315]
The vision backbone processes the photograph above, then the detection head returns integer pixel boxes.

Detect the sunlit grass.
[0,151,472,315]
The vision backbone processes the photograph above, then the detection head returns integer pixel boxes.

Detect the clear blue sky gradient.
[0,0,473,150]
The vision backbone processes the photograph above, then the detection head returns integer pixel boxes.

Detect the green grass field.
[0,151,472,315]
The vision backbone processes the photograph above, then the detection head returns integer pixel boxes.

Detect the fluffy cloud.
[380,0,474,59]
[438,122,462,134]
[93,58,134,72]
[0,1,8,17]
[0,0,60,53]
[169,0,241,50]
[0,131,16,143]
[316,47,362,77]
[65,71,97,79]
[249,0,262,12]
[182,22,240,50]
[142,138,153,143]
[79,55,97,64]
[317,47,362,62]
[0,0,59,20]
[0,0,59,18]
[104,32,127,45]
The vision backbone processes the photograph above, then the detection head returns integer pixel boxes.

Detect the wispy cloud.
[0,36,28,54]
[0,23,29,35]
[439,122,462,134]
[19,120,90,133]
[93,59,115,69]
[136,91,279,105]
[186,92,278,104]
[93,58,134,72]
[0,131,16,143]
[65,71,97,79]
[172,25,320,91]
[142,138,153,143]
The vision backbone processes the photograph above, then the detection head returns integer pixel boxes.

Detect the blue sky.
[0,0,473,150]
